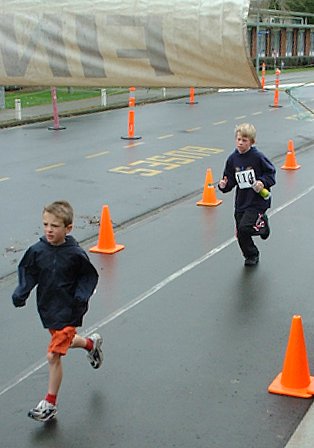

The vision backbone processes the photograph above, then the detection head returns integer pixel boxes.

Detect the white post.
[0,86,5,109]
[15,98,21,120]
[161,87,166,98]
[101,88,107,107]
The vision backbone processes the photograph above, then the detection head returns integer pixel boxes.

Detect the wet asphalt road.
[1,79,314,447]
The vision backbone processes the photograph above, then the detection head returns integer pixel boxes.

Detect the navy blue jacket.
[12,235,99,330]
[218,146,276,213]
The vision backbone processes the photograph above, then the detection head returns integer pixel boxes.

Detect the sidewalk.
[0,87,212,128]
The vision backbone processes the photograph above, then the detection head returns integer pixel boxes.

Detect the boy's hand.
[218,176,228,189]
[252,180,264,193]
[12,298,26,307]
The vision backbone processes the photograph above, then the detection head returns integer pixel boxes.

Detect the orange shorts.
[48,326,77,356]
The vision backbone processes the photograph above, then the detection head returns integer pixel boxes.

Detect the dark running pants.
[234,210,267,259]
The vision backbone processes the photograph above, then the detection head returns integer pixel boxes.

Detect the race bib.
[235,168,256,189]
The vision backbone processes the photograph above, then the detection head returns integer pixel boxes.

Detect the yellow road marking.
[285,115,314,121]
[85,151,109,159]
[109,146,224,177]
[185,127,201,132]
[213,120,227,126]
[123,141,144,149]
[36,163,65,172]
[158,134,174,140]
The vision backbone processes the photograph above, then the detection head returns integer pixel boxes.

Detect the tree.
[251,0,314,13]
[270,0,314,13]
[250,0,314,23]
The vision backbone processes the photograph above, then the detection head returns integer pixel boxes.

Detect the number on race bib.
[235,168,256,189]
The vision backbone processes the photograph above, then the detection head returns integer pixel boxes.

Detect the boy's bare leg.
[71,334,89,349]
[47,352,63,396]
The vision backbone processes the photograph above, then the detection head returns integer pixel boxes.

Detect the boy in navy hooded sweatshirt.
[12,200,102,422]
[218,123,276,266]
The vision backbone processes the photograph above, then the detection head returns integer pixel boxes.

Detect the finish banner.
[0,0,260,88]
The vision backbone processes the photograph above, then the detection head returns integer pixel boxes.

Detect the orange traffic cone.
[121,109,142,140]
[197,168,222,207]
[186,87,198,105]
[89,205,125,254]
[281,139,301,170]
[268,315,314,398]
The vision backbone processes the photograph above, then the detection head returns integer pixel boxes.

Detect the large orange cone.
[197,168,222,207]
[268,315,314,398]
[89,205,125,254]
[281,139,301,170]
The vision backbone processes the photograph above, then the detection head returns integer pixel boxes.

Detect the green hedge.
[254,56,314,70]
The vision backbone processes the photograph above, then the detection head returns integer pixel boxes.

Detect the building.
[247,8,314,70]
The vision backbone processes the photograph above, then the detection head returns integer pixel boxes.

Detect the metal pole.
[256,10,260,75]
[48,87,66,130]
[0,86,5,109]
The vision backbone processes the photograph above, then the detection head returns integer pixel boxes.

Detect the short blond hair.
[235,123,256,143]
[43,200,74,227]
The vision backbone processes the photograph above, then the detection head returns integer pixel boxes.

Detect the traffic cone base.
[268,315,313,398]
[197,168,222,207]
[89,243,124,254]
[269,104,283,108]
[197,197,222,207]
[305,380,314,395]
[268,373,314,398]
[281,151,301,170]
[48,125,66,131]
[121,136,142,140]
[89,205,125,255]
[281,165,301,170]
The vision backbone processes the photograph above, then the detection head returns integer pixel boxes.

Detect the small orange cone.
[196,168,222,207]
[281,139,301,170]
[186,87,198,105]
[268,315,314,398]
[121,109,142,140]
[89,205,124,254]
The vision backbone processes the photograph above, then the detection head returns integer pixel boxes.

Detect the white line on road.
[185,127,201,132]
[1,184,314,399]
[123,141,144,148]
[35,163,65,172]
[85,151,109,159]
[158,134,174,140]
[213,120,228,126]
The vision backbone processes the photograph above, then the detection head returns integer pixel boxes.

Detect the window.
[310,32,314,56]
[257,31,267,57]
[298,30,305,55]
[272,30,281,55]
[286,30,293,56]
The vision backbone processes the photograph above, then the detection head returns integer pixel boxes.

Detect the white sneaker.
[28,399,57,422]
[86,333,103,369]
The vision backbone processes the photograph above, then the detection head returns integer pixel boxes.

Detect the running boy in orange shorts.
[12,200,102,422]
